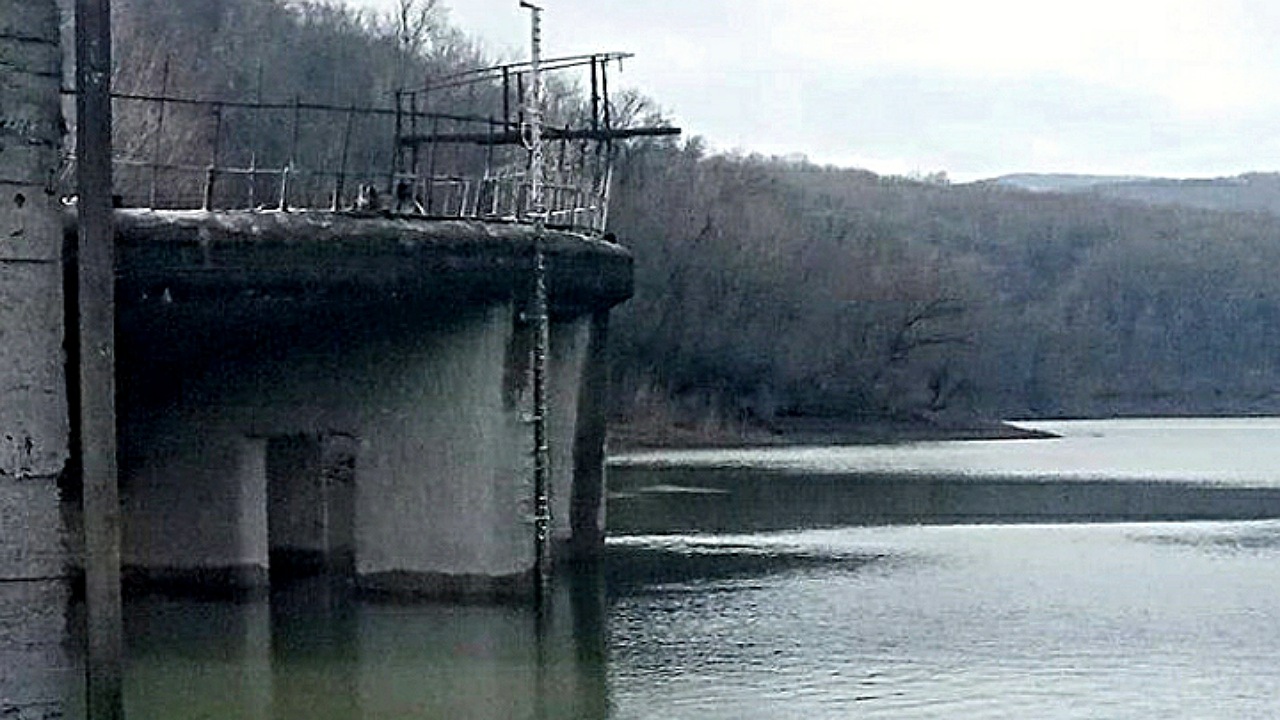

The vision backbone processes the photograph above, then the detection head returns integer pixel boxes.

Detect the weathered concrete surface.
[352,303,536,595]
[0,0,76,717]
[548,317,592,551]
[111,210,633,315]
[266,434,356,576]
[118,301,538,595]
[104,210,630,597]
[570,311,612,558]
[0,0,67,479]
[121,433,270,588]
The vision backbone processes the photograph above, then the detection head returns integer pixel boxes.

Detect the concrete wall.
[118,296,618,597]
[266,434,356,575]
[0,0,77,716]
[120,301,569,596]
[351,303,535,594]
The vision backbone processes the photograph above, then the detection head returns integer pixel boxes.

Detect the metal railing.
[61,88,615,234]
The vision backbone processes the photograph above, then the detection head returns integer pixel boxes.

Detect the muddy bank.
[608,414,1055,451]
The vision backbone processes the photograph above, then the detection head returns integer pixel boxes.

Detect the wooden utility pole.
[75,0,124,717]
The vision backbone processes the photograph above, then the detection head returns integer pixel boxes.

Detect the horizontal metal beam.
[414,52,634,93]
[399,125,681,147]
[61,89,503,127]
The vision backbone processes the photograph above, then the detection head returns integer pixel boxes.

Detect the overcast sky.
[342,0,1280,181]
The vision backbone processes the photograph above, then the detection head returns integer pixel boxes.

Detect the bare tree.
[390,0,439,88]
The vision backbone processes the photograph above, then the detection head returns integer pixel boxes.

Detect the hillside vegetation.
[105,0,1280,440]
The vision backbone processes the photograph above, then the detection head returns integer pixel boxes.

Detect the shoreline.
[607,415,1056,452]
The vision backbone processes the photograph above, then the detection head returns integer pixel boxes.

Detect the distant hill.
[983,173,1152,193]
[980,172,1280,216]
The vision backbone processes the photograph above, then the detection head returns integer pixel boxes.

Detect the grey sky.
[343,0,1280,181]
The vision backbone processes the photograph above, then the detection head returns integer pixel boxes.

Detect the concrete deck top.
[73,209,633,313]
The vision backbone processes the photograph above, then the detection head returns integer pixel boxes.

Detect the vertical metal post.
[516,72,526,129]
[520,0,551,607]
[390,89,403,196]
[502,67,511,129]
[148,56,169,209]
[75,0,124,717]
[599,60,614,233]
[600,60,611,133]
[485,116,495,175]
[589,55,600,133]
[247,62,263,210]
[409,91,421,191]
[202,103,223,211]
[332,105,356,211]
[280,94,300,211]
[425,116,439,214]
[598,158,614,233]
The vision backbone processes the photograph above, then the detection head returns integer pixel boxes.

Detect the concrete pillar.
[547,316,591,553]
[0,0,77,716]
[569,310,611,559]
[353,303,536,597]
[266,434,356,577]
[267,435,326,576]
[122,433,268,588]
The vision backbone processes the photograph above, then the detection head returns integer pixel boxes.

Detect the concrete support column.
[353,304,535,597]
[122,433,268,588]
[266,434,356,578]
[547,316,591,554]
[569,310,611,559]
[0,0,76,715]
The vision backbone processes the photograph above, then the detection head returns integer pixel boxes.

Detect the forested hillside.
[104,0,1280,438]
[990,172,1280,216]
[608,146,1280,433]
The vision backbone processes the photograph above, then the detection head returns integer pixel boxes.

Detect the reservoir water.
[117,419,1280,717]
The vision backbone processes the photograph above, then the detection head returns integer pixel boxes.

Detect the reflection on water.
[123,572,608,720]
[118,524,1280,719]
[115,420,1280,718]
[607,523,1280,719]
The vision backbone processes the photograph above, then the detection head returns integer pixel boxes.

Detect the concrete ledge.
[357,569,534,602]
[96,210,633,314]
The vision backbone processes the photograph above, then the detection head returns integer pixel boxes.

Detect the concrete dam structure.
[111,209,629,594]
[1,0,659,714]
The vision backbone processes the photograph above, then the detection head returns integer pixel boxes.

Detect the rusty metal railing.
[60,89,616,234]
[59,51,677,235]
